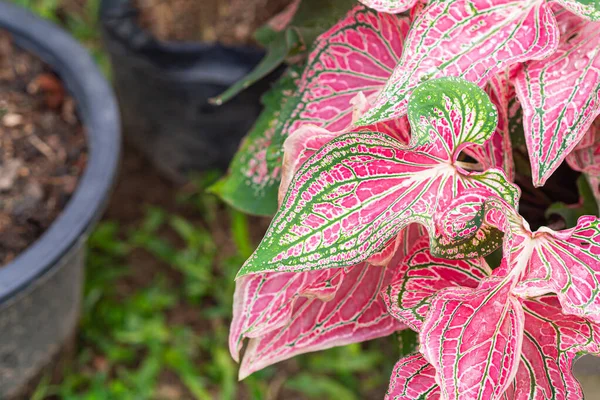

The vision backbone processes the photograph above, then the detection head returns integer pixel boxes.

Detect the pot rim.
[0,2,121,303]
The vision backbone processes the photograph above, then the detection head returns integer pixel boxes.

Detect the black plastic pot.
[0,2,120,398]
[100,0,277,182]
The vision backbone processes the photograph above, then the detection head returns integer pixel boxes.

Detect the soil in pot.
[134,0,293,44]
[0,30,87,266]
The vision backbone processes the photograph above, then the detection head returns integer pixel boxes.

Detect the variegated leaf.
[357,0,420,13]
[511,216,600,323]
[237,263,404,378]
[357,0,559,126]
[464,67,519,181]
[368,223,426,267]
[231,223,424,368]
[507,295,600,399]
[278,113,411,206]
[383,235,491,331]
[439,190,600,323]
[214,6,410,216]
[239,78,519,276]
[514,9,600,186]
[230,267,344,362]
[420,277,524,400]
[386,354,441,400]
[554,0,600,20]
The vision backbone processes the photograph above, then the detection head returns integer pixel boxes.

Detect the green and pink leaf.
[507,295,600,399]
[236,263,405,378]
[420,277,524,400]
[438,190,600,323]
[238,78,518,276]
[554,0,600,21]
[383,236,491,331]
[358,0,559,125]
[358,0,420,13]
[215,6,410,216]
[514,9,600,186]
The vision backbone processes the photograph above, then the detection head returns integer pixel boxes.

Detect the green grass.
[12,2,399,398]
[30,182,394,399]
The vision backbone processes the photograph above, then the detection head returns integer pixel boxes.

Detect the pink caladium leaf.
[514,9,600,186]
[357,0,420,13]
[510,216,600,323]
[278,113,411,207]
[507,295,600,399]
[236,262,404,378]
[215,6,410,216]
[238,78,519,276]
[554,0,600,20]
[420,277,524,400]
[464,67,520,181]
[386,354,441,400]
[230,267,344,363]
[439,190,600,323]
[357,0,559,126]
[383,235,491,331]
[229,224,424,370]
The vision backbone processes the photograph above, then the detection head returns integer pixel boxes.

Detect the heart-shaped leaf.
[236,262,404,378]
[238,78,519,276]
[357,0,559,126]
[514,9,600,186]
[439,190,600,323]
[420,277,524,400]
[214,6,410,216]
[507,295,600,399]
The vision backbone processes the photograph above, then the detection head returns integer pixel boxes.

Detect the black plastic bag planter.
[100,0,279,182]
[0,3,120,398]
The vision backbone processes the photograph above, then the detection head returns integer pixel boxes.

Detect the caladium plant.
[216,0,600,398]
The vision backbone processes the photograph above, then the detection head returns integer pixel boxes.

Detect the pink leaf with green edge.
[357,0,420,13]
[383,236,491,331]
[420,277,524,400]
[357,0,559,126]
[439,190,600,323]
[506,295,600,400]
[510,216,600,323]
[514,9,600,186]
[214,6,411,216]
[278,104,411,206]
[238,78,519,276]
[386,354,441,400]
[554,0,600,20]
[231,224,423,376]
[229,267,344,362]
[237,262,405,379]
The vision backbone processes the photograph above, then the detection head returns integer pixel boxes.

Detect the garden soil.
[134,0,292,44]
[0,30,86,266]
